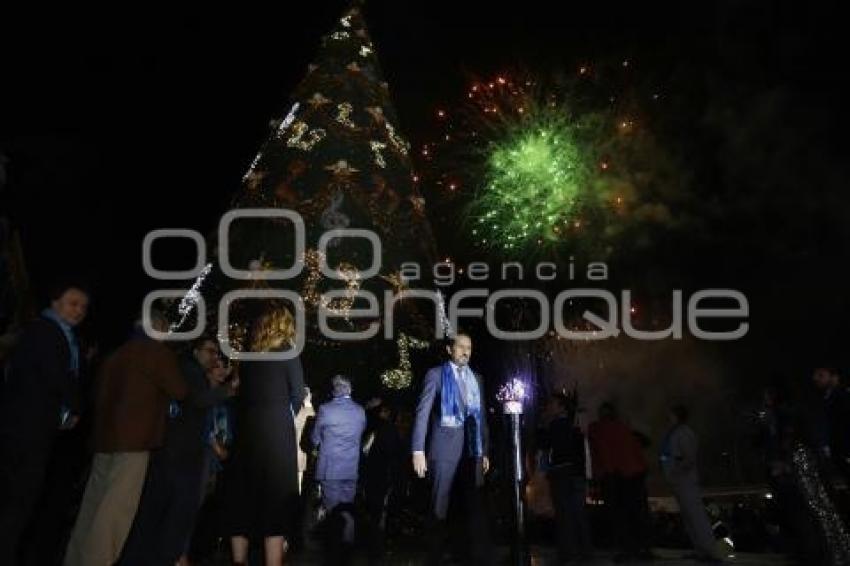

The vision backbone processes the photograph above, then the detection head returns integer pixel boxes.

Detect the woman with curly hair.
[224,306,305,565]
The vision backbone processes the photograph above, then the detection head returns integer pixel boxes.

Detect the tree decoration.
[385,122,410,154]
[194,5,437,392]
[307,92,331,108]
[380,271,409,295]
[324,159,360,180]
[335,102,357,129]
[380,333,430,389]
[302,249,325,309]
[286,121,327,151]
[370,140,387,168]
[436,289,453,338]
[274,102,301,138]
[301,249,361,319]
[170,263,213,332]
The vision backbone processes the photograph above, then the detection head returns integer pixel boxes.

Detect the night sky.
[1,1,846,382]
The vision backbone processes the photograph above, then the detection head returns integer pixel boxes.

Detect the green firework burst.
[468,112,597,253]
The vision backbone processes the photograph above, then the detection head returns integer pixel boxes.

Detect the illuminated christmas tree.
[188,5,438,395]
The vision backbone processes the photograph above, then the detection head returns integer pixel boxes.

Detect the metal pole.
[508,409,528,565]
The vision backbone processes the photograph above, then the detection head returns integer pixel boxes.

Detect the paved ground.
[284,546,794,565]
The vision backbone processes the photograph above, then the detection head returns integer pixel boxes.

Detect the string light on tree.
[170,263,213,332]
[240,102,301,188]
[301,249,361,319]
[370,140,387,168]
[302,249,326,309]
[385,121,411,155]
[380,333,430,389]
[436,290,454,338]
[218,4,444,391]
[327,262,361,318]
[275,102,301,136]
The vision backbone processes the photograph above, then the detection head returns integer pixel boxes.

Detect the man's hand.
[483,456,490,474]
[413,451,428,478]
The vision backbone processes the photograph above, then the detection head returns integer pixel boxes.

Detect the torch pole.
[505,401,528,565]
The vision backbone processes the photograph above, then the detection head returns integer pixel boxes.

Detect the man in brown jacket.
[64,308,187,566]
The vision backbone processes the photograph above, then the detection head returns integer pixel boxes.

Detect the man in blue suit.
[312,374,366,512]
[411,332,490,564]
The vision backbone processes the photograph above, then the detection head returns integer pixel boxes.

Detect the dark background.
[1,0,846,388]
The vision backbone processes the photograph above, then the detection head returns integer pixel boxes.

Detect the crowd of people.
[533,367,850,565]
[0,284,413,566]
[1,283,849,565]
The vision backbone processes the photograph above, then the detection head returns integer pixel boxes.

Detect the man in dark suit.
[312,374,367,514]
[0,283,89,566]
[411,332,490,564]
[312,375,366,564]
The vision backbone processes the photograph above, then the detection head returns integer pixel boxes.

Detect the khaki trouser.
[668,475,720,560]
[64,451,149,566]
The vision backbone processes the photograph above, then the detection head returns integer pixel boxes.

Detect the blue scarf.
[440,361,483,458]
